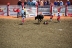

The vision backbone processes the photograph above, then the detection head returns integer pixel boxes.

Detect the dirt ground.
[0,15,72,20]
[0,15,72,48]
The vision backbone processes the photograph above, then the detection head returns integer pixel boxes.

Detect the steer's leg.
[38,19,40,23]
[40,19,42,22]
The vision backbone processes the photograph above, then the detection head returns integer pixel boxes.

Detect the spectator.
[40,0,44,6]
[32,0,37,5]
[27,0,30,5]
[60,1,63,6]
[57,1,60,6]
[17,0,22,6]
[47,0,51,5]
[54,0,57,6]
[34,1,38,6]
[67,0,71,6]
[47,0,50,5]
[44,0,47,5]
[37,0,40,5]
[31,2,35,6]
[27,0,34,6]
[24,0,27,5]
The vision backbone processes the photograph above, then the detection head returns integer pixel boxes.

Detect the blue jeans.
[21,13,24,17]
[17,12,20,18]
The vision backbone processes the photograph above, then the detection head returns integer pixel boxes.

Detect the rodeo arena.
[0,0,72,48]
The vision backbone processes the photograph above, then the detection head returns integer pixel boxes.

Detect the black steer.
[35,15,44,23]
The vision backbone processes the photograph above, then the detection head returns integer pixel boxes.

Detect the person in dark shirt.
[27,1,30,5]
[44,1,47,5]
[57,1,60,6]
[47,0,50,5]
[67,0,71,6]
[24,2,27,5]
[17,0,22,5]
[24,0,27,5]
[54,0,57,6]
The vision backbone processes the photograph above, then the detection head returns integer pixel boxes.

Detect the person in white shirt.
[60,1,63,6]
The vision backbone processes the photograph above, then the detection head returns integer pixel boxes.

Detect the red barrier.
[36,2,38,15]
[65,5,67,16]
[66,5,72,17]
[22,2,24,9]
[50,3,53,14]
[7,2,10,16]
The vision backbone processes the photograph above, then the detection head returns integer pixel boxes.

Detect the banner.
[52,5,65,16]
[25,6,37,17]
[38,5,51,15]
[0,5,7,16]
[9,5,22,16]
[66,5,72,16]
[9,5,37,17]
